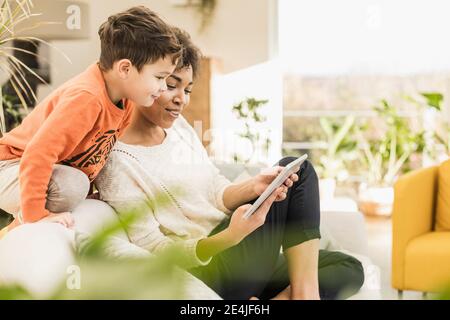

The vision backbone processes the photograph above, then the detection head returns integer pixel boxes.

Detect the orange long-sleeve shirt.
[0,63,133,223]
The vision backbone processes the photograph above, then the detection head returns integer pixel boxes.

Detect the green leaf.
[421,92,443,110]
[0,284,34,300]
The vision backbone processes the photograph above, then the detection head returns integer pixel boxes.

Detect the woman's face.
[137,66,194,129]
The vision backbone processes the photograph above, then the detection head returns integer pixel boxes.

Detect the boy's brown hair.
[173,27,202,79]
[98,6,182,71]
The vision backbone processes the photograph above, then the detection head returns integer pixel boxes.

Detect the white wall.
[210,59,283,165]
[35,0,282,164]
[38,0,277,99]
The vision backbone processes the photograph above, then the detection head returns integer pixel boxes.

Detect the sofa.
[0,162,379,299]
[392,159,450,296]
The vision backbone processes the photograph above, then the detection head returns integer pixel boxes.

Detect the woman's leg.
[259,250,365,300]
[191,158,321,300]
[190,204,290,300]
[278,157,322,299]
[284,239,320,299]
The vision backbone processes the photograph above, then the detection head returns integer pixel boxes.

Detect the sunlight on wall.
[210,59,283,165]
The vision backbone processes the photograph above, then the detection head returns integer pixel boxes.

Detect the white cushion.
[0,223,75,297]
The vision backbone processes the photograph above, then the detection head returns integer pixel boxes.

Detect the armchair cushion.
[404,232,450,291]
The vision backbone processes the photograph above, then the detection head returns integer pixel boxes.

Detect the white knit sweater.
[95,116,232,268]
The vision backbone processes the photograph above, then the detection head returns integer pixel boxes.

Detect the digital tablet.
[243,154,308,219]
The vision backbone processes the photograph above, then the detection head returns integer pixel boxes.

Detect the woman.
[95,28,364,300]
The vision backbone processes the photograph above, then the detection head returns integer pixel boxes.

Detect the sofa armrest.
[391,165,438,289]
[320,210,369,256]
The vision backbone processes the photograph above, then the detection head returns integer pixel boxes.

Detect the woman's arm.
[197,186,284,262]
[196,228,238,262]
[106,196,215,269]
[222,178,259,212]
[96,155,211,269]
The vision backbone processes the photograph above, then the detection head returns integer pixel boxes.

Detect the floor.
[363,215,431,300]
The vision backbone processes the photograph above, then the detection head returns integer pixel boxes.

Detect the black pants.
[190,157,364,300]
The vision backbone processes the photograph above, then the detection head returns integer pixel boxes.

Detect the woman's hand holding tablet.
[243,155,308,219]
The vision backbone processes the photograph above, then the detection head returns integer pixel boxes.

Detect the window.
[279,0,450,185]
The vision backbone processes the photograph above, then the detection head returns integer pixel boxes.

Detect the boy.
[0,6,181,235]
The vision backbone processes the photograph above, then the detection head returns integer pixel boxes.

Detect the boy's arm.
[19,94,102,223]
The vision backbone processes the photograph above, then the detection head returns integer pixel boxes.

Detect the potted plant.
[231,97,271,165]
[407,93,449,165]
[315,115,359,201]
[1,0,52,136]
[356,99,427,216]
[1,94,26,132]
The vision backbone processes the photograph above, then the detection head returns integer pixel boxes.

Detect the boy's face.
[137,66,194,129]
[124,57,176,107]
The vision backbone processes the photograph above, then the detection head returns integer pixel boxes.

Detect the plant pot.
[319,178,336,202]
[358,184,394,217]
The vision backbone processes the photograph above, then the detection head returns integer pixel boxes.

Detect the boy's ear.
[116,59,133,79]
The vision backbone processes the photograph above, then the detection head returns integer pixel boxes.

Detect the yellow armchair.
[392,161,450,297]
